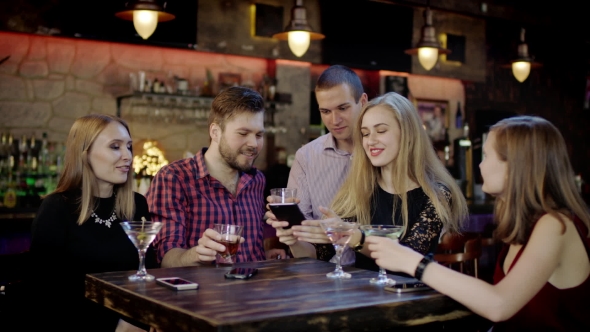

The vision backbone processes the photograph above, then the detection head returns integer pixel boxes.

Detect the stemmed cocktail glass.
[319,218,358,279]
[360,224,404,286]
[120,220,163,281]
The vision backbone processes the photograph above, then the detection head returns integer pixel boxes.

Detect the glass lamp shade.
[133,10,159,40]
[287,31,311,57]
[512,61,531,82]
[418,47,439,71]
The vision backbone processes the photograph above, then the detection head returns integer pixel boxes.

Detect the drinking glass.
[270,188,297,204]
[319,218,358,279]
[213,224,244,266]
[360,224,405,286]
[120,221,163,281]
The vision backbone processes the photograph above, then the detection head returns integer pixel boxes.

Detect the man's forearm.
[289,241,317,259]
[161,247,197,268]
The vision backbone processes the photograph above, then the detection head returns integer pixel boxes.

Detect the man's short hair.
[315,65,364,103]
[208,86,265,130]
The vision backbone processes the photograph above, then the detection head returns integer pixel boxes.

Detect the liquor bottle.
[152,78,160,93]
[453,124,473,199]
[29,134,37,173]
[455,102,463,129]
[0,132,7,176]
[40,132,49,175]
[7,133,15,174]
[3,180,17,208]
[442,128,451,166]
[18,135,27,172]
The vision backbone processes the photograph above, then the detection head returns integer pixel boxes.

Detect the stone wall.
[0,31,280,167]
[0,29,473,172]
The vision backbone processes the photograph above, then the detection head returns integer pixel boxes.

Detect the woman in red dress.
[367,115,590,331]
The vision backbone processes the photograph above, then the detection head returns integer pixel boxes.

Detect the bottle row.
[0,132,65,209]
[0,132,65,176]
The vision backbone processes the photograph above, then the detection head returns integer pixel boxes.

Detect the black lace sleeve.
[399,188,449,254]
[314,243,335,261]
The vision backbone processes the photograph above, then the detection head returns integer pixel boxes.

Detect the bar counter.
[85,258,482,332]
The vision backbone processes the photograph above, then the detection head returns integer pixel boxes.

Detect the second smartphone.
[156,277,199,290]
[224,268,258,279]
[269,203,306,229]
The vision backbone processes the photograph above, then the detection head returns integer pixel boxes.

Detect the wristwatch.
[352,229,365,252]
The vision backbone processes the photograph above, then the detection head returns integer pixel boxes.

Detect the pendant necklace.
[92,193,117,228]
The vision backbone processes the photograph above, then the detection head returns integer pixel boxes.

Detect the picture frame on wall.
[384,75,409,98]
[414,99,450,143]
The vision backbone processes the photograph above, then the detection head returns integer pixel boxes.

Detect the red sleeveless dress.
[493,216,590,331]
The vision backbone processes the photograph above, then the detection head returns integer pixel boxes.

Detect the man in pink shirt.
[267,65,367,261]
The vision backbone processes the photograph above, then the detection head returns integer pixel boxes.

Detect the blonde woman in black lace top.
[269,93,468,271]
[325,92,467,268]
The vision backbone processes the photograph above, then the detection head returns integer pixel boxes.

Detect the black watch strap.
[353,229,366,252]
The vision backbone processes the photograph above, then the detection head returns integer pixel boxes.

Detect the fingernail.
[276,255,282,260]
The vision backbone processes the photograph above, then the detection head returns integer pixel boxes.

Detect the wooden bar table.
[85,258,477,332]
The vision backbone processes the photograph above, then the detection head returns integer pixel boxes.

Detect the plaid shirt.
[146,148,267,264]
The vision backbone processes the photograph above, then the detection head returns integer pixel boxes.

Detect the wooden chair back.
[434,232,482,278]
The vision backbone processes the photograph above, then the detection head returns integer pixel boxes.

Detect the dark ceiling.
[1,0,587,53]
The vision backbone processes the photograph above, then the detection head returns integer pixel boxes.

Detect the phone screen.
[156,277,199,290]
[269,203,305,229]
[384,281,432,293]
[225,268,258,279]
[164,278,194,285]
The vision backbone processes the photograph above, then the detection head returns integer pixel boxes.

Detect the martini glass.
[360,224,405,286]
[319,218,358,279]
[120,220,163,281]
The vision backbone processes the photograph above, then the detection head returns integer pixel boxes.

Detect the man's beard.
[219,135,258,172]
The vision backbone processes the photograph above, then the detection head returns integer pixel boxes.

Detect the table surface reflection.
[85,258,473,332]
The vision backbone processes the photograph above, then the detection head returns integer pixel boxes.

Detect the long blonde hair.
[330,92,468,233]
[491,116,590,244]
[53,114,135,225]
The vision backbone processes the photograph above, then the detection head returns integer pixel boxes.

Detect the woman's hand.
[291,220,331,244]
[288,206,335,244]
[265,248,287,260]
[365,236,423,276]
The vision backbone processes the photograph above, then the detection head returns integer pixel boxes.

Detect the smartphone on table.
[224,267,258,279]
[269,203,306,229]
[384,280,432,293]
[156,277,199,290]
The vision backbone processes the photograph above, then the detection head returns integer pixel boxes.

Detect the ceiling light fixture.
[115,1,175,40]
[272,0,325,58]
[404,1,450,71]
[506,28,542,83]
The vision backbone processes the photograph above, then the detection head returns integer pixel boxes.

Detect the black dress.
[317,186,449,272]
[27,190,155,331]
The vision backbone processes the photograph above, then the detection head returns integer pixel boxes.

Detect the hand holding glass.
[361,225,404,286]
[213,224,244,266]
[120,221,163,281]
[319,218,358,279]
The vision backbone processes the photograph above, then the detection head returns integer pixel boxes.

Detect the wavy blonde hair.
[52,114,135,225]
[330,92,468,234]
[490,116,590,244]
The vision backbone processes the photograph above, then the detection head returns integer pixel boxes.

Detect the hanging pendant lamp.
[272,0,325,57]
[404,3,450,71]
[505,28,542,83]
[115,1,175,40]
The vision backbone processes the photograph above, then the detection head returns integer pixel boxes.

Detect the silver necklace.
[92,194,116,228]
